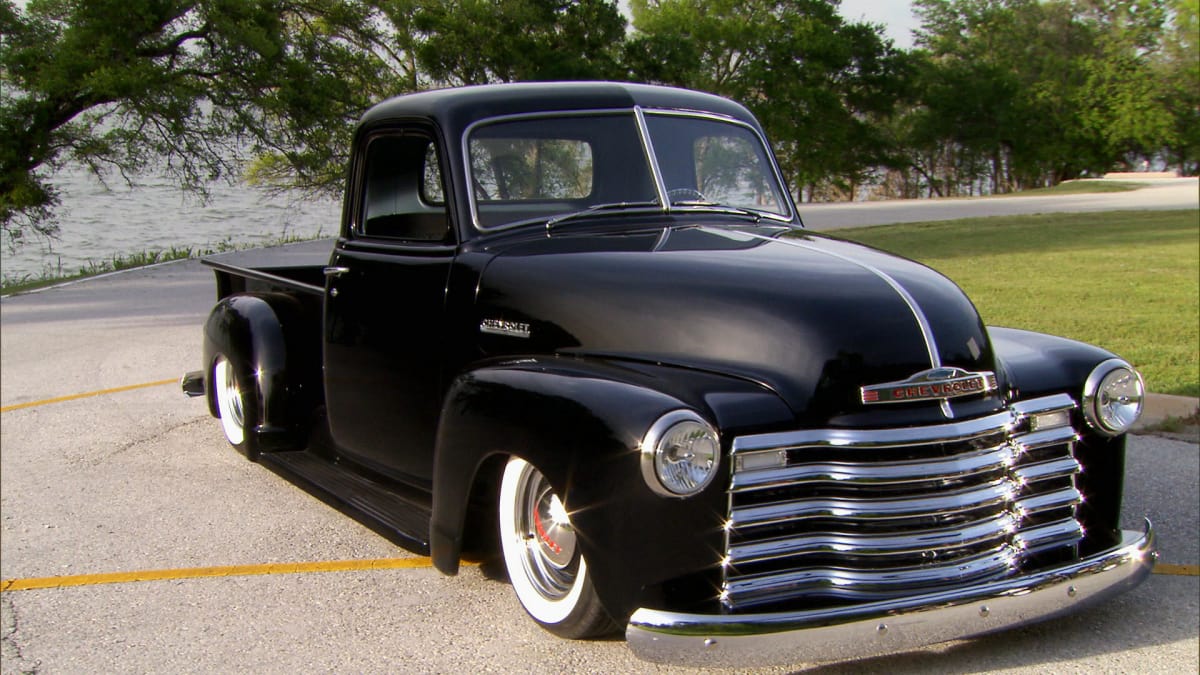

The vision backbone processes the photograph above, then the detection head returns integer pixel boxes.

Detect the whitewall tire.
[498,456,615,638]
[213,354,259,459]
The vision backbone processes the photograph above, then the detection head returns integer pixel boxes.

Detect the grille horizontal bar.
[1013,518,1085,552]
[731,480,1015,529]
[730,442,1016,492]
[1015,487,1082,516]
[732,411,1014,454]
[1012,426,1080,452]
[723,394,1084,612]
[728,512,1018,565]
[724,545,1020,607]
[1012,456,1081,485]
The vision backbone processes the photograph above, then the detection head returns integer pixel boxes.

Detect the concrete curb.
[1137,392,1199,427]
[1101,171,1182,180]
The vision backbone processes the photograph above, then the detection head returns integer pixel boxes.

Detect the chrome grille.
[722,394,1082,611]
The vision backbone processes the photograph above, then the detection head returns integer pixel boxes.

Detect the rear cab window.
[358,132,452,243]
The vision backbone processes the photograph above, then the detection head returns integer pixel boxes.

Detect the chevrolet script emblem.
[861,368,997,405]
[480,318,532,339]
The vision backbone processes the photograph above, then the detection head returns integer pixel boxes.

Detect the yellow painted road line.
[0,558,1191,594]
[0,558,445,592]
[1153,563,1200,577]
[0,378,178,413]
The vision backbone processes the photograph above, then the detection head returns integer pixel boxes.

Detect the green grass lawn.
[828,210,1200,397]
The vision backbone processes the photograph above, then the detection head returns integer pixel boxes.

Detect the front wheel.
[498,457,616,638]
[212,354,260,460]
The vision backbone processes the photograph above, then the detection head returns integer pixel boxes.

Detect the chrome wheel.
[509,458,580,599]
[213,355,247,448]
[498,457,615,637]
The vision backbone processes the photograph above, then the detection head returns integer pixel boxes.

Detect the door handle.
[323,266,350,278]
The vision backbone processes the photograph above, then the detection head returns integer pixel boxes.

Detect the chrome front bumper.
[626,522,1156,667]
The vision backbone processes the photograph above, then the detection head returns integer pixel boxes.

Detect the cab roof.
[358,81,760,133]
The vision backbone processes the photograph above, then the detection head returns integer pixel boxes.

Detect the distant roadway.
[1,181,1196,673]
[801,177,1198,229]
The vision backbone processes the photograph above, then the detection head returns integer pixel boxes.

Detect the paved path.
[801,177,1198,230]
[1,192,1197,673]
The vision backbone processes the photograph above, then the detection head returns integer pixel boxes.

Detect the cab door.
[322,126,456,489]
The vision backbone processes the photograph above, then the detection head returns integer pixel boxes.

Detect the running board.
[258,450,433,556]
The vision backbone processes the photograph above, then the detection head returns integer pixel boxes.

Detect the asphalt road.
[2,188,1197,673]
[799,177,1198,229]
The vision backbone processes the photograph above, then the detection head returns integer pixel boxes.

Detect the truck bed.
[202,239,335,298]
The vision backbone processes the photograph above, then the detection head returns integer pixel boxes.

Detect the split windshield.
[467,111,790,230]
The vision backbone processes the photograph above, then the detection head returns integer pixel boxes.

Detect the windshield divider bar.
[634,106,671,215]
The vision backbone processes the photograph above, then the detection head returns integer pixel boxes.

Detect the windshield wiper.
[669,200,764,223]
[545,201,662,230]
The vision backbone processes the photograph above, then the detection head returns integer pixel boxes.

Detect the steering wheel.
[666,187,707,203]
[472,175,490,200]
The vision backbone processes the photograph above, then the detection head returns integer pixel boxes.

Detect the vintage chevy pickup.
[183,82,1155,666]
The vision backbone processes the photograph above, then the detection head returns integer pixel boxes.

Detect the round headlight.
[641,411,720,497]
[1082,359,1145,436]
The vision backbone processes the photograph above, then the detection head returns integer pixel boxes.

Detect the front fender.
[430,356,792,622]
[988,326,1120,399]
[988,325,1130,539]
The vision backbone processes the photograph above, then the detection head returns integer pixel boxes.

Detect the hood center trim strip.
[736,231,943,371]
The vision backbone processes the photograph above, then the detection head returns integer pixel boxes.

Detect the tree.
[1,0,642,248]
[1157,0,1200,173]
[1071,0,1174,169]
[625,0,908,201]
[0,0,394,248]
[402,0,627,86]
[907,0,1177,192]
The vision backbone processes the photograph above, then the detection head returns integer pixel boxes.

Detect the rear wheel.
[498,457,616,638]
[213,354,259,460]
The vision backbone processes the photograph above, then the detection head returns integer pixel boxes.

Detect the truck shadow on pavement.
[791,573,1196,673]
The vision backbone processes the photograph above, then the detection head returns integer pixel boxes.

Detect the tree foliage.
[405,0,626,85]
[625,0,909,200]
[2,0,1195,246]
[1158,0,1200,174]
[0,0,395,247]
[899,0,1186,195]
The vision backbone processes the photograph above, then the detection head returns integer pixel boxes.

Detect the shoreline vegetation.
[0,234,319,296]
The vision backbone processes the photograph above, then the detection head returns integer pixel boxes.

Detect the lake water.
[0,167,342,281]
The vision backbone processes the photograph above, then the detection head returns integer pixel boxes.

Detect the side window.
[360,133,451,242]
[421,142,444,205]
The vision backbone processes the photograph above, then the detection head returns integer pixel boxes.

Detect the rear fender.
[202,293,320,452]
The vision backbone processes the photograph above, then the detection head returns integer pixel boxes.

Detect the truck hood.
[473,225,1003,423]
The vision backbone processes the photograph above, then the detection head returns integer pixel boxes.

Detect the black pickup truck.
[183,82,1155,667]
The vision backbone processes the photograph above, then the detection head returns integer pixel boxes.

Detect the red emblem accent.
[533,508,562,555]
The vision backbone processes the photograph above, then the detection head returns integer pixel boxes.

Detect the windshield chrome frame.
[643,108,796,223]
[463,107,796,233]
